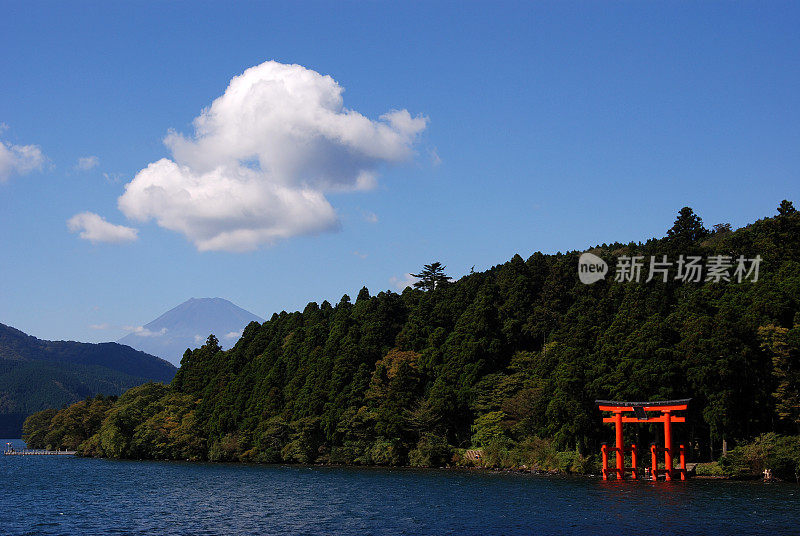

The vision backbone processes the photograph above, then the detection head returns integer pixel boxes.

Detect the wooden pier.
[3,448,76,456]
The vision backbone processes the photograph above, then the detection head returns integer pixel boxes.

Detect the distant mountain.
[0,323,176,436]
[117,298,264,366]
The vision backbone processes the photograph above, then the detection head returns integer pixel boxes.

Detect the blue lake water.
[2,438,798,535]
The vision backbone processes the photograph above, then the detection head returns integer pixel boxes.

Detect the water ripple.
[1,447,799,535]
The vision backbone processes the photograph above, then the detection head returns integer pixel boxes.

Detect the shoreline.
[9,437,791,483]
[39,452,758,481]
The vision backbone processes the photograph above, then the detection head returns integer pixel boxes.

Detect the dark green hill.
[23,203,800,469]
[0,324,176,436]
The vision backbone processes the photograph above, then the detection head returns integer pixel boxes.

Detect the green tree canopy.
[778,200,796,216]
[410,262,452,291]
[667,206,709,242]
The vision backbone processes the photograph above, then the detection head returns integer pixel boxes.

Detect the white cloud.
[429,147,442,166]
[363,211,379,224]
[103,172,124,184]
[117,61,427,252]
[389,273,419,291]
[0,140,45,182]
[224,330,242,340]
[124,326,167,337]
[353,250,368,259]
[67,212,139,244]
[89,323,110,330]
[76,155,99,171]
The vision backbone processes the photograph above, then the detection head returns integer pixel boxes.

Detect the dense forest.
[24,203,800,476]
[0,324,176,436]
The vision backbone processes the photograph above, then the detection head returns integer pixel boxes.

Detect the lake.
[1,439,798,535]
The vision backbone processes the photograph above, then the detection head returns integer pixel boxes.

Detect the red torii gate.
[596,399,690,481]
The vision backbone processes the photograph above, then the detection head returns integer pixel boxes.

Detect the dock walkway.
[3,449,76,456]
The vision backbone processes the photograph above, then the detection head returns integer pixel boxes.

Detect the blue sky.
[1,1,798,343]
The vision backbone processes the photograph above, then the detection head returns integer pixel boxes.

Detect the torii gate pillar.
[614,410,624,479]
[663,410,673,481]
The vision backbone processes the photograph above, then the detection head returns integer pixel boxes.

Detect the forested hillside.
[0,324,176,435]
[25,203,800,471]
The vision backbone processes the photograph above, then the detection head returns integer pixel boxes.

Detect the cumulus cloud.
[0,139,45,182]
[76,155,99,171]
[117,61,427,252]
[67,212,139,244]
[389,273,419,291]
[224,330,242,340]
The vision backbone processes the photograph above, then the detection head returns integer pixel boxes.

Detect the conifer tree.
[410,262,452,291]
[667,207,708,242]
[778,199,796,216]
